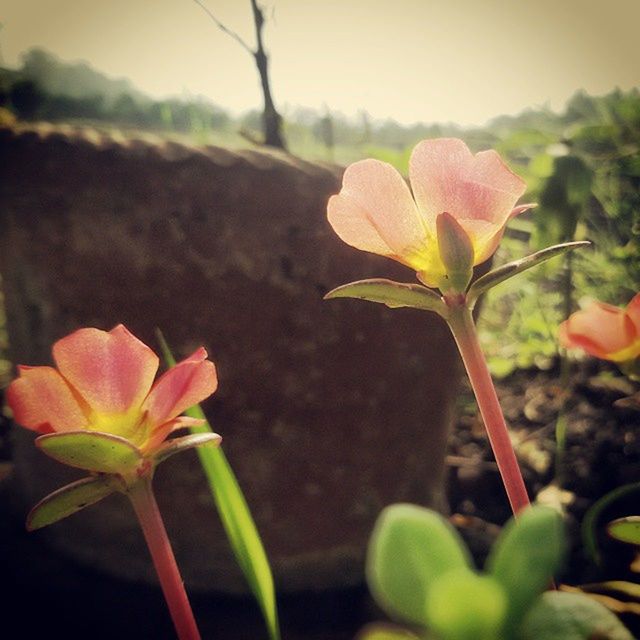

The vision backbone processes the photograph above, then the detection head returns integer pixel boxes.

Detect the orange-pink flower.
[7,324,218,454]
[327,138,534,288]
[558,293,640,362]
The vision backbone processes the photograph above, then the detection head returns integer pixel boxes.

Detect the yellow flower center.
[88,407,150,448]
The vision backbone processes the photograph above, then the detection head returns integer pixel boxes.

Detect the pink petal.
[6,366,89,433]
[626,292,640,333]
[327,159,429,269]
[166,416,207,431]
[560,302,635,358]
[142,347,218,427]
[409,139,527,235]
[509,203,537,219]
[53,325,159,415]
[143,416,206,453]
[463,203,537,264]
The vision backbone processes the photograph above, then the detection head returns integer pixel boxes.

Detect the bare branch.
[192,0,254,56]
[250,0,265,54]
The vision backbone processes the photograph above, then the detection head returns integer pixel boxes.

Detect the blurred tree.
[112,93,145,125]
[313,106,334,161]
[0,77,8,108]
[359,109,372,145]
[534,153,593,250]
[193,0,286,149]
[41,94,105,121]
[9,79,44,120]
[20,47,145,105]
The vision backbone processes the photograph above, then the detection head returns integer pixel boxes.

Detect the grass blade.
[581,481,640,566]
[156,330,280,640]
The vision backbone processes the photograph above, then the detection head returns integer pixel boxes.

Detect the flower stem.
[446,301,530,516]
[127,477,201,640]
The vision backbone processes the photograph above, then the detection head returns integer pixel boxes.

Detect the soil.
[0,359,638,639]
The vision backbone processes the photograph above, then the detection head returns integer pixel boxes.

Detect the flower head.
[7,324,218,455]
[327,138,534,289]
[558,293,640,363]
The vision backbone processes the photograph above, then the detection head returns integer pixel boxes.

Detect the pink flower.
[327,138,534,288]
[7,324,218,455]
[559,293,640,362]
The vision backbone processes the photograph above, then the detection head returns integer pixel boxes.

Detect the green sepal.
[607,516,640,546]
[366,504,472,627]
[36,431,143,474]
[466,241,591,307]
[486,505,565,637]
[436,212,474,294]
[153,432,222,466]
[26,475,118,531]
[324,279,446,316]
[520,591,635,640]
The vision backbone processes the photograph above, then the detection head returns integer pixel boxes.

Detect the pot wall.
[0,126,460,593]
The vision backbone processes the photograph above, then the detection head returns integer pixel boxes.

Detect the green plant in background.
[608,516,640,548]
[358,504,633,640]
[582,482,640,569]
[577,484,640,618]
[479,89,640,377]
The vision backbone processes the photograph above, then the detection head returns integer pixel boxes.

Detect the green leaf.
[425,569,507,640]
[520,591,635,640]
[607,516,640,546]
[366,504,472,627]
[153,432,222,466]
[486,506,565,636]
[27,475,118,531]
[156,331,280,640]
[356,623,423,640]
[581,482,640,566]
[466,241,591,306]
[528,153,555,179]
[324,279,446,315]
[36,431,143,474]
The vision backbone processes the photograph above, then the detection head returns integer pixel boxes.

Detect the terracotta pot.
[0,125,461,593]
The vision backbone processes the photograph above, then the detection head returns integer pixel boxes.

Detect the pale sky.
[2,0,639,126]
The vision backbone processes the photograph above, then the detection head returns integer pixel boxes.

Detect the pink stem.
[446,301,530,516]
[127,477,201,640]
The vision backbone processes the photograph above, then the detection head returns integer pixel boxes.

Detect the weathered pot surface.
[0,125,461,593]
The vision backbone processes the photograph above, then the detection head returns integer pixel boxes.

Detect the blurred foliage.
[1,48,639,376]
[481,90,640,376]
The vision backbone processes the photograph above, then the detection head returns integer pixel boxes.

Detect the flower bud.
[434,212,474,293]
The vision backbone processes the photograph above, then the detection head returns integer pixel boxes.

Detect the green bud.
[436,212,474,293]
